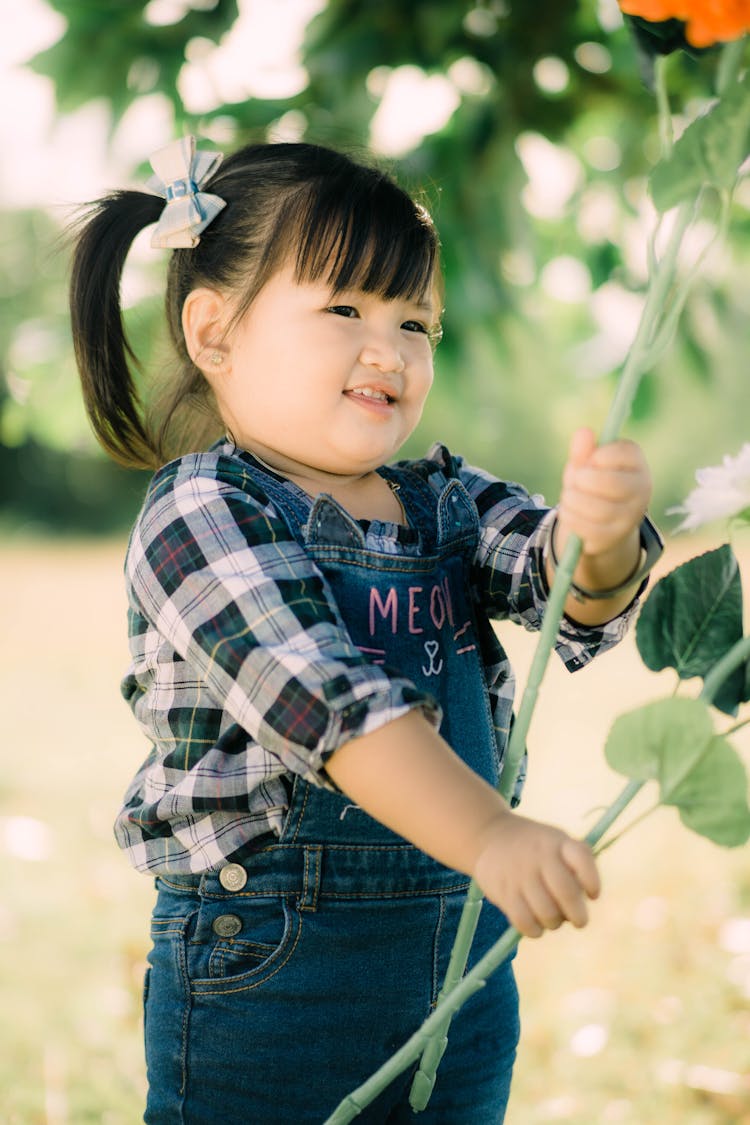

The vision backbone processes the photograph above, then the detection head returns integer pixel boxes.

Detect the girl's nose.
[359,335,405,375]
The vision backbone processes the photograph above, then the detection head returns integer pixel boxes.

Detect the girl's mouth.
[344,387,396,411]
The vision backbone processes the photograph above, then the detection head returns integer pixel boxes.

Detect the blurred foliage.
[2,0,750,533]
[30,0,239,120]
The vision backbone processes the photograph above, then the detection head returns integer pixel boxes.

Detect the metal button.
[219,863,247,891]
[212,914,242,939]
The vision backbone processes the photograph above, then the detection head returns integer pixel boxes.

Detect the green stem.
[591,800,660,855]
[408,531,582,1109]
[498,195,694,808]
[583,777,645,849]
[716,35,747,96]
[407,878,484,1108]
[323,924,522,1124]
[331,775,647,1123]
[328,638,750,1122]
[599,200,693,445]
[701,634,750,704]
[655,55,673,157]
[408,152,698,1120]
[358,38,747,1121]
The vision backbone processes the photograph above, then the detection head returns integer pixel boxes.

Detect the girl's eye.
[327,305,359,319]
[404,320,444,348]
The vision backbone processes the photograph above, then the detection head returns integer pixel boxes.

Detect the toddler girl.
[70,136,657,1123]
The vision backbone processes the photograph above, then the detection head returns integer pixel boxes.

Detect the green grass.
[1,538,748,1123]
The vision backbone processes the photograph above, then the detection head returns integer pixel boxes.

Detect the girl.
[70,137,658,1123]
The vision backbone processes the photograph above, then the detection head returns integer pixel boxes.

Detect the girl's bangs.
[290,175,439,302]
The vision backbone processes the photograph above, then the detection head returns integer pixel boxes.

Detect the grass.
[1,536,749,1124]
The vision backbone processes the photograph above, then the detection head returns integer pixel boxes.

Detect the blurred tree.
[2,0,748,532]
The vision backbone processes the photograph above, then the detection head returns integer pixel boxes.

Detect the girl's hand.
[550,427,655,623]
[473,813,601,938]
[328,712,601,940]
[557,427,652,559]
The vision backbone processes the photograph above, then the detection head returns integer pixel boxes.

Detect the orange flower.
[618,0,750,46]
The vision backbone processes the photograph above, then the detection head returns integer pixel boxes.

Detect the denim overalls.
[144,461,520,1124]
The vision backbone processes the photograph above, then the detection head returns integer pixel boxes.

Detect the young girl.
[70,137,658,1124]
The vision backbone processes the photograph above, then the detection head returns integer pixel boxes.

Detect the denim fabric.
[145,865,518,1123]
[143,464,520,1123]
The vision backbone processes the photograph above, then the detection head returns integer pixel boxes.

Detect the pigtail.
[69,190,163,469]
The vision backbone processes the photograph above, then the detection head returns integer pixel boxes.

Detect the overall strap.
[237,454,312,544]
[382,461,480,554]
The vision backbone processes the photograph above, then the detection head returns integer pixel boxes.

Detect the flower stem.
[327,639,750,1123]
[599,200,693,445]
[701,634,750,704]
[329,779,657,1123]
[407,155,698,1120]
[406,877,484,1109]
[499,196,694,808]
[590,799,661,854]
[655,55,673,157]
[583,777,645,849]
[716,35,747,96]
[346,39,747,1123]
[323,923,523,1124]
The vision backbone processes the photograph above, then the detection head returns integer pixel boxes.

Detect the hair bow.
[147,136,226,249]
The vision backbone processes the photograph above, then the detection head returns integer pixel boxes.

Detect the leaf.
[650,73,750,211]
[667,734,750,846]
[626,16,708,60]
[636,546,746,715]
[605,698,750,847]
[606,697,710,780]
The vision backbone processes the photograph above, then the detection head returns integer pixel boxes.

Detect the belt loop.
[299,845,322,911]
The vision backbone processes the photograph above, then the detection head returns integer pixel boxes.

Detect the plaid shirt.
[116,440,639,874]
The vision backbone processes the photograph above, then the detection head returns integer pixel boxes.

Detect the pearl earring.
[209,351,223,367]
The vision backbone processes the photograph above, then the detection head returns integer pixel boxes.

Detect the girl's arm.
[326,709,599,938]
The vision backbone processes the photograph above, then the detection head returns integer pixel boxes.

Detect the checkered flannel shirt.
[115,440,640,873]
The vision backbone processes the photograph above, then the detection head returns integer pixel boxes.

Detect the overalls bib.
[144,462,521,1125]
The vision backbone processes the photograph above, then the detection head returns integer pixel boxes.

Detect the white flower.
[669,443,750,531]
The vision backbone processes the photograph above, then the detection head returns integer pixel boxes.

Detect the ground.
[1,534,748,1123]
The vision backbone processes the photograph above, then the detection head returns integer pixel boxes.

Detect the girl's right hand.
[327,710,600,939]
[472,813,601,938]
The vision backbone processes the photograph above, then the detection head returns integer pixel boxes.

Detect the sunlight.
[178,0,324,111]
[1,0,325,206]
[369,65,460,156]
[516,131,583,220]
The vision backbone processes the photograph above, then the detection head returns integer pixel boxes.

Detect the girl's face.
[213,264,437,481]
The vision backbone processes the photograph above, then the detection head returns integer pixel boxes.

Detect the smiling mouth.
[344,387,396,405]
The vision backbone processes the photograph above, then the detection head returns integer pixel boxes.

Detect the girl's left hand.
[557,427,652,559]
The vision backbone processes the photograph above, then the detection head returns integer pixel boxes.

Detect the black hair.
[69,142,441,469]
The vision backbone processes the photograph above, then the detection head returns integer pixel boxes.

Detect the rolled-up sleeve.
[127,461,438,787]
[454,456,642,672]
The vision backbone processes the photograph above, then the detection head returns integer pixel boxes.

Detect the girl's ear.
[182,287,231,376]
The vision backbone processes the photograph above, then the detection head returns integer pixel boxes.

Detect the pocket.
[189,895,302,994]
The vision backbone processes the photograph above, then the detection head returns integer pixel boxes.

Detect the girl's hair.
[69,142,441,469]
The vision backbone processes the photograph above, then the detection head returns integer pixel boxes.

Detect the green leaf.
[650,73,750,211]
[667,734,750,846]
[605,697,710,781]
[605,698,750,846]
[636,546,746,715]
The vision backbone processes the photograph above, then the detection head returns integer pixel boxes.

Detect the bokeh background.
[1,1,749,1121]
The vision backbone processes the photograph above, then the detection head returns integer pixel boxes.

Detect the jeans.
[144,856,519,1124]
